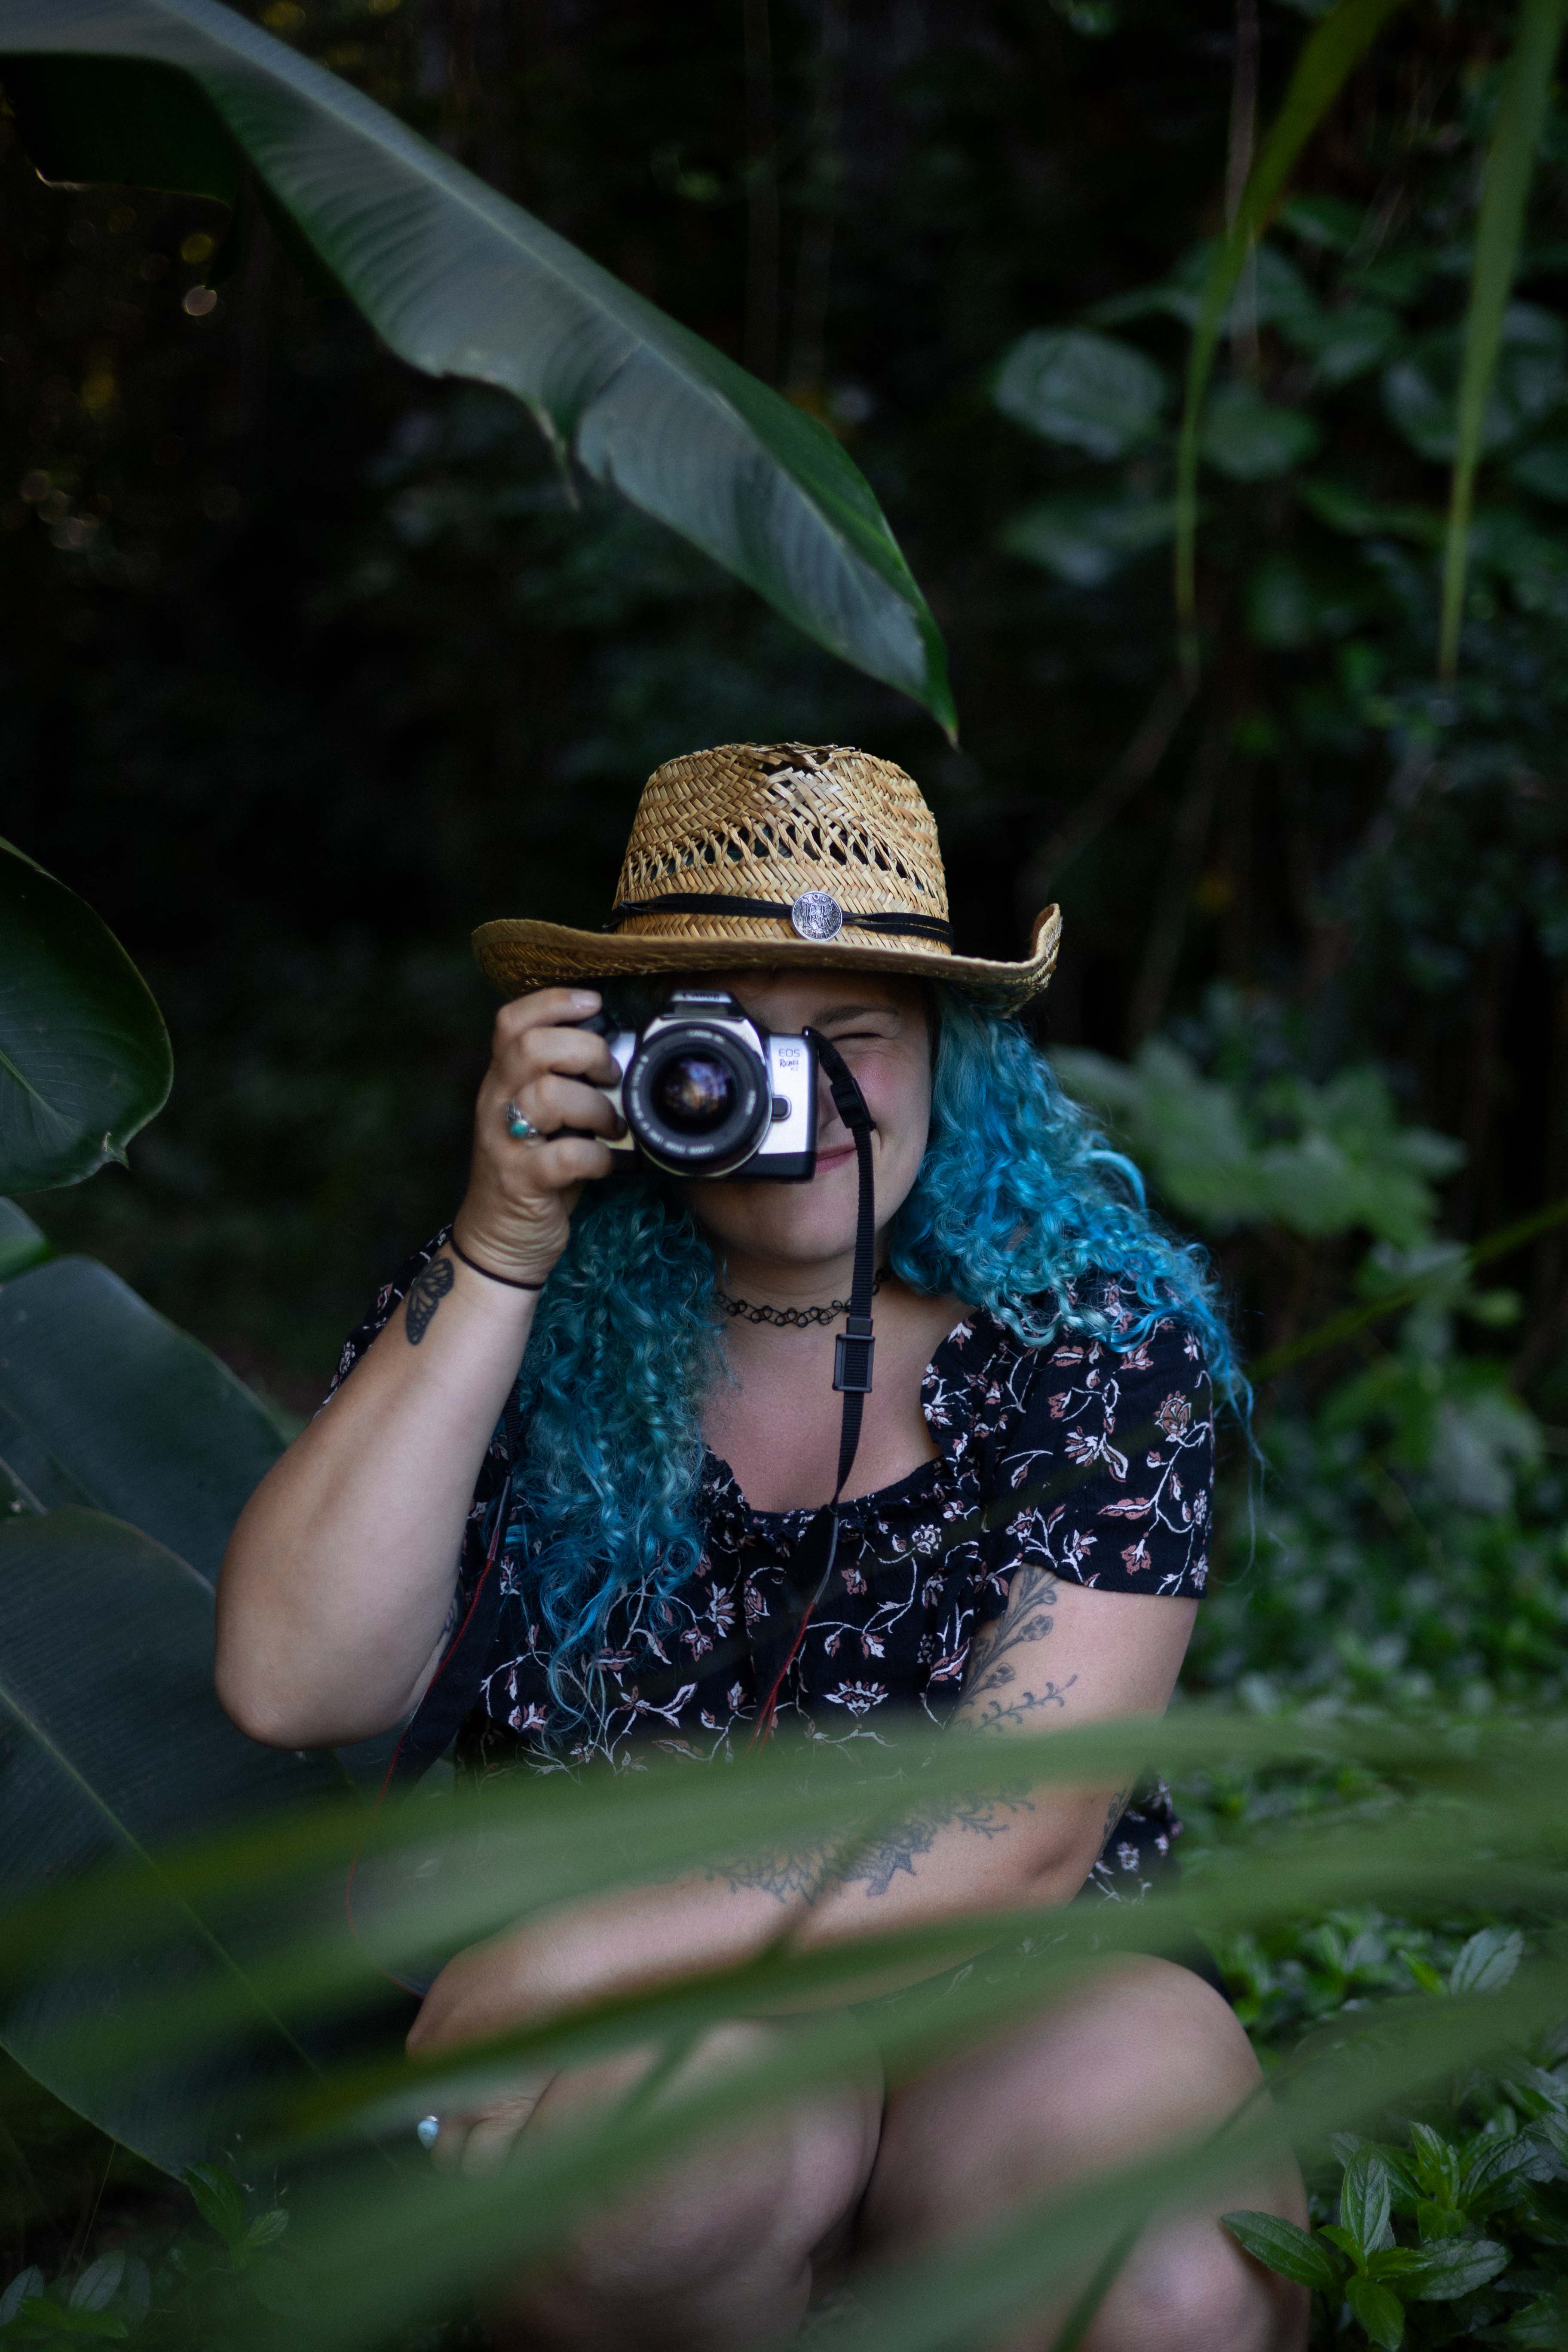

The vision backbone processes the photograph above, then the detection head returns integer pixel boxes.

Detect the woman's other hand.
[405,1875,802,2170]
[454,987,625,1284]
[407,1917,560,2171]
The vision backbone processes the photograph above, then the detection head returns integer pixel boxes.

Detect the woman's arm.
[790,1574,1194,1938]
[214,986,621,1749]
[407,1579,1195,2063]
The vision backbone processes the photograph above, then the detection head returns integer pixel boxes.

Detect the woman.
[217,741,1305,2350]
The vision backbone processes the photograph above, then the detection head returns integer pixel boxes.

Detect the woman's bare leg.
[484,2021,882,2352]
[859,1957,1308,2352]
[482,1961,1303,2352]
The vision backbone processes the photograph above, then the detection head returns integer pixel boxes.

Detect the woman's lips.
[814,1142,858,1171]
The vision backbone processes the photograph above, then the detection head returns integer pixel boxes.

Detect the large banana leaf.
[0,1199,49,1285]
[0,1255,284,1583]
[0,840,172,1195]
[0,1244,404,1789]
[0,0,956,736]
[0,1509,345,2171]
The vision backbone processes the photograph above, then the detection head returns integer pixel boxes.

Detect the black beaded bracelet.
[448,1235,547,1292]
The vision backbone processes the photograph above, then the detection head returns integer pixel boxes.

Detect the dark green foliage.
[0,0,1560,1398]
[1225,2016,1568,2347]
[0,2104,483,2350]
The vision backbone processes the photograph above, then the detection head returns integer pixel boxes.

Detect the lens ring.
[623,1023,770,1173]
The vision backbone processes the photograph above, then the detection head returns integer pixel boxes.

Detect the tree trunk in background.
[1522,966,1568,1384]
[785,0,848,402]
[1226,0,1260,374]
[1453,936,1515,1241]
[1126,708,1228,1049]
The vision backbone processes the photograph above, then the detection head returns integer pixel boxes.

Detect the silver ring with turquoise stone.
[503,1097,539,1142]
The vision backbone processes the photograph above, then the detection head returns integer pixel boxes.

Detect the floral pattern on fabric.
[330,1236,1213,1896]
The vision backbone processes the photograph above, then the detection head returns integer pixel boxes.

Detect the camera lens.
[624,1014,772,1174]
[650,1051,736,1136]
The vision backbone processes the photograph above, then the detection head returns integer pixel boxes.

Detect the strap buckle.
[833,1317,875,1395]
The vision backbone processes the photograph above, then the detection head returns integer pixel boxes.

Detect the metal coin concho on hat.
[789,888,845,941]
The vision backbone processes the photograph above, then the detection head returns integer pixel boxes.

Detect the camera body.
[587,989,817,1180]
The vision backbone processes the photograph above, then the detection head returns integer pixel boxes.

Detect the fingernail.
[570,989,600,1007]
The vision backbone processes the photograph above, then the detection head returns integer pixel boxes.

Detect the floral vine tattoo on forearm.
[404,1255,454,1344]
[955,1567,1078,1735]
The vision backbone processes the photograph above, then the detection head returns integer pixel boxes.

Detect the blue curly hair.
[509,986,1236,1701]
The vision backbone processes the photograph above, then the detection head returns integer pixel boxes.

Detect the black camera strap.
[750,1030,876,1742]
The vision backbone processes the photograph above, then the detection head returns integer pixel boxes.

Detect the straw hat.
[474,742,1061,1008]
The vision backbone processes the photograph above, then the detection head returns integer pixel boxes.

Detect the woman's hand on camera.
[452,987,622,1285]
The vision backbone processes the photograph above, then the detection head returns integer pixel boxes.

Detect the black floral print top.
[331,1231,1213,1899]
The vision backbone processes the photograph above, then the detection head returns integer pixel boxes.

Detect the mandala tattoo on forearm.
[708,1841,834,1905]
[712,1792,1040,1905]
[404,1256,455,1344]
[833,1793,1039,1898]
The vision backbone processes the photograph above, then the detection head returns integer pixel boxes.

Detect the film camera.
[583,990,818,1180]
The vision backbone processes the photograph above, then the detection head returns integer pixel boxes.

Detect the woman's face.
[677,971,934,1273]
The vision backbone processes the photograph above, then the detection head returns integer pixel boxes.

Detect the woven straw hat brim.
[473,905,1062,1010]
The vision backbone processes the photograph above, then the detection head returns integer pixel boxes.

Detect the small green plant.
[0,2253,150,2344]
[181,2164,290,2277]
[1225,2153,1512,2349]
[0,2166,301,2347]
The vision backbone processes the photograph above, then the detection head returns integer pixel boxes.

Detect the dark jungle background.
[9,2,1568,2343]
[8,0,1560,1409]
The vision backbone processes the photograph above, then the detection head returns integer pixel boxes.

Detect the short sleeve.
[987,1314,1213,1600]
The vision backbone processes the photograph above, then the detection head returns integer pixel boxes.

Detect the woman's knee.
[868,1954,1268,2243]
[865,1957,1307,2286]
[487,2049,879,2351]
[1081,2215,1309,2352]
[594,2085,871,2290]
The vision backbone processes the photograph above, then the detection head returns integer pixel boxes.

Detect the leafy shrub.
[1227,1978,1568,2350]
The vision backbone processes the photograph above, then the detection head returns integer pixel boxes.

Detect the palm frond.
[1173,0,1407,669]
[1438,0,1568,677]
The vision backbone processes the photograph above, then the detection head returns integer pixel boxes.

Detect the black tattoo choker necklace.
[717,1267,888,1328]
